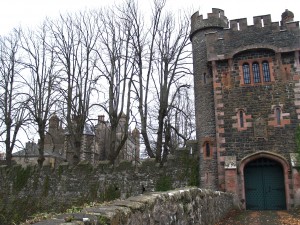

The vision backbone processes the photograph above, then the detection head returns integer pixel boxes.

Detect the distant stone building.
[64,115,97,163]
[94,114,140,163]
[191,8,300,210]
[14,114,66,167]
[14,113,140,167]
[12,141,65,167]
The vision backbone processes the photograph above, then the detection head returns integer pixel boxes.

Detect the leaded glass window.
[262,61,271,82]
[253,62,261,83]
[243,63,251,84]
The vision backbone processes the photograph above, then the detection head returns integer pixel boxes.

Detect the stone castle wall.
[33,188,236,225]
[217,49,298,161]
[205,24,300,62]
[0,147,200,225]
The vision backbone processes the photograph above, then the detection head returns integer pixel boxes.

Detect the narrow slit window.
[262,61,271,82]
[239,110,244,128]
[243,63,251,84]
[276,107,281,125]
[205,142,210,157]
[203,73,207,84]
[252,62,261,83]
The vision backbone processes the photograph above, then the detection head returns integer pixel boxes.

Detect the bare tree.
[47,11,100,164]
[129,0,192,163]
[19,23,59,167]
[0,29,29,165]
[166,87,195,154]
[93,6,135,163]
[0,0,192,166]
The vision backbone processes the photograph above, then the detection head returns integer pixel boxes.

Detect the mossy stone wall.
[0,147,199,225]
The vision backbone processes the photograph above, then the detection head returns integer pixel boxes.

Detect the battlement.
[229,14,299,32]
[191,8,228,36]
[191,9,299,40]
[191,9,300,61]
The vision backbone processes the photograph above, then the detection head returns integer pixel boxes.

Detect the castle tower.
[117,112,127,134]
[45,113,65,155]
[132,127,140,163]
[191,7,300,209]
[98,115,105,129]
[190,8,228,190]
[49,113,60,132]
[95,115,110,160]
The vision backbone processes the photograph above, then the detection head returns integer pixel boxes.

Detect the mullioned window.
[239,59,274,85]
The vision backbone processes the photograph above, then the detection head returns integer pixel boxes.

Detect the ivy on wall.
[13,166,32,192]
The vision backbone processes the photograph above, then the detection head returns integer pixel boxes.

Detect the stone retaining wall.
[33,187,236,225]
[0,147,200,224]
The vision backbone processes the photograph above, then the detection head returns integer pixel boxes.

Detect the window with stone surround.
[275,107,282,125]
[232,108,251,131]
[239,110,244,128]
[268,105,290,127]
[237,109,247,131]
[239,59,274,85]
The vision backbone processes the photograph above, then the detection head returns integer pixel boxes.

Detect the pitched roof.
[12,147,65,159]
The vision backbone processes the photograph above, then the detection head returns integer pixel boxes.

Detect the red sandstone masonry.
[294,79,300,121]
[225,170,238,194]
[213,60,227,191]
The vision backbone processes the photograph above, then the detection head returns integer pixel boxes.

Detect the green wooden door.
[244,158,286,210]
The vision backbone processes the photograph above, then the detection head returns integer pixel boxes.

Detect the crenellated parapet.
[191,8,228,38]
[191,8,299,34]
[191,9,300,61]
[229,15,281,31]
[199,10,300,61]
[229,14,299,32]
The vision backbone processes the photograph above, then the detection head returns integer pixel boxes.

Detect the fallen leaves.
[215,209,300,225]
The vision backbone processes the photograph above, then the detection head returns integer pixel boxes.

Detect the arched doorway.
[244,157,286,210]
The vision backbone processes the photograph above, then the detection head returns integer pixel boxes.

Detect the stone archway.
[238,151,290,210]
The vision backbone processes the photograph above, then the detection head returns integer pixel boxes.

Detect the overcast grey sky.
[0,0,299,35]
